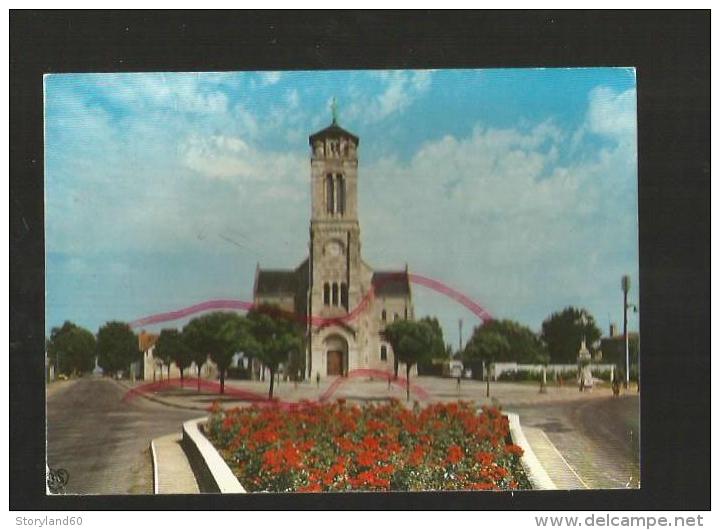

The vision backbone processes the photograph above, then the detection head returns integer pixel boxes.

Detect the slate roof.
[372,271,411,297]
[254,259,309,297]
[309,122,359,146]
[255,269,299,296]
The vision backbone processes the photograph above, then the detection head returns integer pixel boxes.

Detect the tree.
[46,321,96,375]
[96,322,139,376]
[463,327,511,397]
[389,316,444,379]
[247,305,304,399]
[182,312,243,394]
[183,318,210,391]
[479,319,548,364]
[384,319,444,401]
[541,307,601,363]
[153,329,193,386]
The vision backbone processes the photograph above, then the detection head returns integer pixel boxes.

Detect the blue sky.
[45,68,639,347]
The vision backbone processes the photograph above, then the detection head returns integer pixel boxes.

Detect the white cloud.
[346,70,434,123]
[285,88,300,108]
[180,133,306,185]
[260,71,283,85]
[358,94,637,331]
[586,86,637,138]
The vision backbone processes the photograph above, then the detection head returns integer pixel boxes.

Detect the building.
[138,329,217,382]
[253,116,415,380]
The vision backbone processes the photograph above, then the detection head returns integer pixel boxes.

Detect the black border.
[10,10,710,511]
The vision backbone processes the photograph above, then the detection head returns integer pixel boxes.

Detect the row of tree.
[47,304,606,401]
[461,306,603,366]
[46,305,305,399]
[382,307,605,400]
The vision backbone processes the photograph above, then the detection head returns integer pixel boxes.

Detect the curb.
[150,439,159,494]
[505,411,557,490]
[181,417,246,493]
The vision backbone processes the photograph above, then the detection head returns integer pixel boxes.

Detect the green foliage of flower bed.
[205,400,531,492]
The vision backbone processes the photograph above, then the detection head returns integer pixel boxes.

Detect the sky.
[45,68,639,348]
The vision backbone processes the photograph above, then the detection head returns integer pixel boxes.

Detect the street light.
[621,275,638,388]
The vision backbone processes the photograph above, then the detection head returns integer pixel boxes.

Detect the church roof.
[309,122,359,146]
[372,271,411,297]
[254,259,309,297]
[255,269,298,296]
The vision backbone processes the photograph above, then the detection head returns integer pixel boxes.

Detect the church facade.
[253,118,414,380]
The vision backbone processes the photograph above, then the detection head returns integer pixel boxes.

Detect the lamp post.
[621,275,638,388]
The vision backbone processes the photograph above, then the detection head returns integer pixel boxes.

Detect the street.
[512,395,640,489]
[46,377,200,494]
[46,376,640,493]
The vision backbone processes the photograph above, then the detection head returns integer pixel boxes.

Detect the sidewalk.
[151,433,200,494]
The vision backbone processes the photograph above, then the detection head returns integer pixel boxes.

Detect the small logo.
[47,467,70,494]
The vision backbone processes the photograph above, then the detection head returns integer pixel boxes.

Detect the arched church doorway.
[324,334,348,376]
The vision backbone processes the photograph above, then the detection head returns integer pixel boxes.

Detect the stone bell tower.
[308,105,362,326]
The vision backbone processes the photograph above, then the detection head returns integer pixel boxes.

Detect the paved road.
[512,395,640,489]
[46,377,201,494]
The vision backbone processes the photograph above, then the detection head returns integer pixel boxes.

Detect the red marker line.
[129,273,492,329]
[122,369,430,407]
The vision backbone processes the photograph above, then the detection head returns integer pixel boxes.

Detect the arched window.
[332,282,339,306]
[394,313,399,321]
[323,283,330,305]
[337,175,346,215]
[326,174,334,214]
[381,309,387,321]
[404,307,408,320]
[380,345,387,361]
[340,282,348,309]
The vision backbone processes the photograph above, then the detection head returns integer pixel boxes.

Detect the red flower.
[505,444,524,456]
[447,445,464,465]
[474,451,494,466]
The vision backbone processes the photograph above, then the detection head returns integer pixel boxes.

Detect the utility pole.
[622,275,630,388]
[458,318,463,353]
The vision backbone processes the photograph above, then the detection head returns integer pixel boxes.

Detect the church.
[253,113,415,380]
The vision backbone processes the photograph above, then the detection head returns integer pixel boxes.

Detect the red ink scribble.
[129,273,492,329]
[122,369,430,408]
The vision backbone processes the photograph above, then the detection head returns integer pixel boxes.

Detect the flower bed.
[205,400,531,492]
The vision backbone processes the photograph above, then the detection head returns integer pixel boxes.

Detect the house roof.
[309,122,359,145]
[138,331,159,352]
[372,271,411,297]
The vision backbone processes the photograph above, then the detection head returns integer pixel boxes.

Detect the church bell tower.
[308,103,362,322]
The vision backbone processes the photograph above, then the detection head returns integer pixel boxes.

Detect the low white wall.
[181,418,246,494]
[493,362,617,381]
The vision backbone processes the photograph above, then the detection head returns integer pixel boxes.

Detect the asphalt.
[46,376,201,495]
[512,395,640,489]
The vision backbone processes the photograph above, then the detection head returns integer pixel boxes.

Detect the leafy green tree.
[388,316,444,379]
[183,318,210,391]
[182,312,244,394]
[247,305,305,399]
[384,319,444,401]
[480,319,548,363]
[541,307,601,363]
[46,321,96,375]
[154,329,193,386]
[463,328,511,397]
[97,322,139,376]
